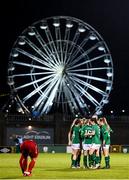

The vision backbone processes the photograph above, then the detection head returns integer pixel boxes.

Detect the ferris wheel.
[7,16,113,117]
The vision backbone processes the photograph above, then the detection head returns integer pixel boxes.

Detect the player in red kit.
[19,140,38,176]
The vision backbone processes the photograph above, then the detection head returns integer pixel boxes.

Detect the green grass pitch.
[0,153,129,179]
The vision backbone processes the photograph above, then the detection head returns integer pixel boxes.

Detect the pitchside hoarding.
[6,127,54,145]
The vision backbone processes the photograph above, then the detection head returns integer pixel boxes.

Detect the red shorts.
[20,140,38,158]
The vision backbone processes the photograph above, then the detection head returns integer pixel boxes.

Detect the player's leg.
[71,149,78,168]
[76,149,81,168]
[83,150,88,168]
[94,146,101,168]
[27,157,37,175]
[83,144,90,168]
[19,154,28,174]
[89,146,96,168]
[71,144,80,168]
[103,145,110,168]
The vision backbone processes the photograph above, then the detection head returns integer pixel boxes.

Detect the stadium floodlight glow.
[110,110,113,114]
[28,125,32,130]
[17,106,23,113]
[7,16,114,117]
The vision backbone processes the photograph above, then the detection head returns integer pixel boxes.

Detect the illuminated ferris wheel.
[7,16,113,116]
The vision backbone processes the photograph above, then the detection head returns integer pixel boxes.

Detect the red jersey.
[20,140,38,158]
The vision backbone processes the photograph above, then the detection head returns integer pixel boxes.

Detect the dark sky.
[0,0,129,115]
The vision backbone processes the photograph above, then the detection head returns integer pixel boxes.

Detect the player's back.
[20,140,38,158]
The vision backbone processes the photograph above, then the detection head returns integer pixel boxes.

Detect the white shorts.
[71,143,80,150]
[91,143,101,150]
[83,144,92,151]
[103,144,110,150]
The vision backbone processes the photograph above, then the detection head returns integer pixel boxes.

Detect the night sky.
[0,0,129,115]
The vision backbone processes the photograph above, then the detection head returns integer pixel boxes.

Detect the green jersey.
[92,124,101,144]
[81,125,93,144]
[101,125,111,145]
[71,125,81,144]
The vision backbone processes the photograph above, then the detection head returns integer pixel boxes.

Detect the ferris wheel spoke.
[71,75,107,96]
[40,78,62,114]
[55,80,64,105]
[63,27,70,50]
[13,60,55,72]
[69,72,111,83]
[68,30,80,53]
[44,28,61,64]
[62,81,80,112]
[64,29,80,64]
[63,26,72,65]
[67,54,110,70]
[69,67,112,72]
[65,78,89,111]
[31,75,58,109]
[54,25,64,64]
[22,74,57,103]
[32,29,59,68]
[15,73,55,90]
[68,42,103,67]
[13,71,53,77]
[66,32,91,65]
[36,76,61,112]
[16,48,55,69]
[75,83,100,107]
[21,37,56,67]
[35,73,61,104]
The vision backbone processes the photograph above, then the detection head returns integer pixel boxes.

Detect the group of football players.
[68,116,113,169]
[16,115,112,177]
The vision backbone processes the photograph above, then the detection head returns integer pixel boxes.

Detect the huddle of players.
[68,116,112,169]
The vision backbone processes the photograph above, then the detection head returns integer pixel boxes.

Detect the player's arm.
[102,130,109,145]
[70,118,77,129]
[68,128,72,146]
[103,117,113,133]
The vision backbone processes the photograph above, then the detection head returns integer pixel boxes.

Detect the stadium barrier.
[121,145,129,153]
[0,146,15,153]
[41,145,129,153]
[110,145,122,153]
[1,145,129,153]
[40,145,66,153]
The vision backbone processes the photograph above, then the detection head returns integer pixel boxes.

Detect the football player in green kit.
[68,118,81,168]
[99,117,112,169]
[81,118,94,168]
[89,117,101,169]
